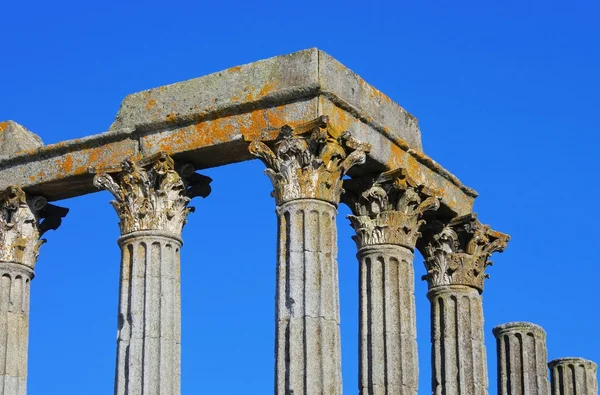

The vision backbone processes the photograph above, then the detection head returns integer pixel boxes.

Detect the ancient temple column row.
[250,118,369,395]
[0,186,67,395]
[94,154,211,395]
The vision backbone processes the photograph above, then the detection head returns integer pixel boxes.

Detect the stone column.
[249,117,369,395]
[343,169,440,395]
[493,322,550,395]
[94,153,211,395]
[0,186,68,395]
[549,358,598,395]
[419,214,510,395]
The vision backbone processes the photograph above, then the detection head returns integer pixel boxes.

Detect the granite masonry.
[0,49,595,395]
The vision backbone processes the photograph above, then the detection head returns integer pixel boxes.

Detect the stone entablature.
[0,49,477,218]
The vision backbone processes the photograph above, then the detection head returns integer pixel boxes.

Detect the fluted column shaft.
[275,199,342,395]
[420,214,509,395]
[0,263,33,395]
[358,245,417,395]
[549,358,598,395]
[344,169,440,395]
[493,322,549,395]
[94,153,211,395]
[0,186,68,395]
[249,116,370,395]
[114,231,182,395]
[428,285,487,395]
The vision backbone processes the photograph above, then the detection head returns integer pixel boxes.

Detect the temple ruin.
[0,48,596,395]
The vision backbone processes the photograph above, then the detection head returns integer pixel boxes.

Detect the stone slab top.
[111,48,422,151]
[0,48,478,216]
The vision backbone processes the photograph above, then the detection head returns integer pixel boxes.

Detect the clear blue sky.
[1,1,598,394]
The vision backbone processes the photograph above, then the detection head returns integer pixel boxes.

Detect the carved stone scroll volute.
[0,186,68,269]
[419,214,510,293]
[344,168,441,250]
[93,153,212,236]
[249,116,370,206]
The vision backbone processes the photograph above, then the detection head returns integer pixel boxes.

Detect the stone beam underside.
[0,49,477,215]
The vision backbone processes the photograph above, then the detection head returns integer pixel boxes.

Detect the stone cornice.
[418,214,510,293]
[344,168,440,250]
[93,153,211,236]
[249,116,370,206]
[0,186,68,268]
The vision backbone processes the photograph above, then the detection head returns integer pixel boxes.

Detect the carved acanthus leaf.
[419,214,510,293]
[249,117,370,205]
[345,169,441,249]
[93,153,212,236]
[0,186,68,268]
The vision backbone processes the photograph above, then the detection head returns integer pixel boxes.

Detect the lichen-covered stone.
[0,121,43,158]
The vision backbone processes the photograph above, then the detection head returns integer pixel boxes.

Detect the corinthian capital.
[418,214,509,293]
[93,153,212,236]
[248,116,370,205]
[0,186,68,268]
[344,168,440,250]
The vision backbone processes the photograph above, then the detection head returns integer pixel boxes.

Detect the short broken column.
[549,358,598,395]
[419,214,510,395]
[94,154,211,395]
[344,169,439,395]
[0,186,67,395]
[493,322,550,395]
[250,118,369,395]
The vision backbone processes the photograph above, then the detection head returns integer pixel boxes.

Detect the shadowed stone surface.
[0,122,43,160]
[493,322,550,395]
[549,358,598,395]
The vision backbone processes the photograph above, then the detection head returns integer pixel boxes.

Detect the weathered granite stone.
[94,154,210,395]
[419,214,510,293]
[252,119,368,395]
[0,49,477,218]
[429,285,488,395]
[0,186,67,395]
[0,262,32,395]
[549,358,598,395]
[344,168,440,395]
[0,121,43,159]
[419,215,509,395]
[493,322,550,395]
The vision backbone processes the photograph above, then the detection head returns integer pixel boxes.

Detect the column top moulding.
[0,48,477,215]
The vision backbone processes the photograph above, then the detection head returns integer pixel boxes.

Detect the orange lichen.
[228,66,242,73]
[326,104,355,132]
[59,155,74,173]
[0,122,7,133]
[145,99,157,111]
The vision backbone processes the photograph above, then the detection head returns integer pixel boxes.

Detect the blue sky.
[1,1,599,394]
